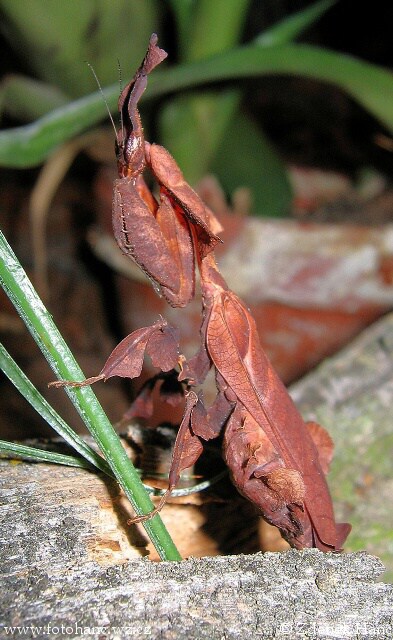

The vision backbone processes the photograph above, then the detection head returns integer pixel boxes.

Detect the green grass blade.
[0,341,114,477]
[0,230,181,561]
[1,41,393,168]
[256,0,336,46]
[0,440,96,470]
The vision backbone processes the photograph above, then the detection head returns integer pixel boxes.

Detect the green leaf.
[211,112,292,216]
[0,85,118,167]
[154,42,393,137]
[168,0,196,58]
[159,0,250,185]
[160,0,331,207]
[1,42,393,168]
[181,0,251,62]
[0,75,69,121]
[0,0,160,97]
[256,0,337,47]
[159,89,241,184]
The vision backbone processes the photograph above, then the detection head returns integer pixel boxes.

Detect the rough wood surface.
[2,461,390,639]
[1,538,392,640]
[0,453,260,568]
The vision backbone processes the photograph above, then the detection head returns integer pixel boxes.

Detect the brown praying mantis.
[51,34,351,551]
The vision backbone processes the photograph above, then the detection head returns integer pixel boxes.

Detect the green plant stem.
[0,341,113,476]
[0,440,96,470]
[0,230,181,561]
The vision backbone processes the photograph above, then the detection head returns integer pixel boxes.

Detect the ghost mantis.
[51,34,350,551]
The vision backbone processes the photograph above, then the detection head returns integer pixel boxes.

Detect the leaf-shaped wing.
[206,287,349,550]
[100,319,178,380]
[205,289,280,452]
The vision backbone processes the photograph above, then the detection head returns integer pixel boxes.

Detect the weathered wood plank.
[0,542,391,639]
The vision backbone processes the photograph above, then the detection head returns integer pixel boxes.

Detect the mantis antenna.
[86,62,118,138]
[117,58,125,144]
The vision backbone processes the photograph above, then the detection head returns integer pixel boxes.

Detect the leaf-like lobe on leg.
[148,144,222,257]
[49,320,178,390]
[98,319,179,381]
[306,421,334,474]
[167,391,203,489]
[146,323,180,371]
[190,390,235,441]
